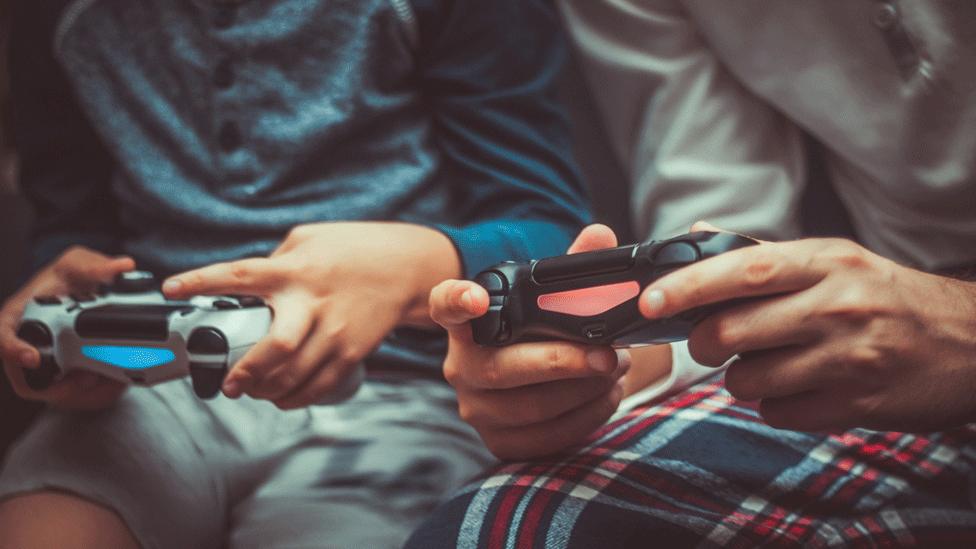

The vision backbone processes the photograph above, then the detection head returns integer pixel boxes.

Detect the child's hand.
[429,225,631,460]
[163,222,461,409]
[0,246,133,410]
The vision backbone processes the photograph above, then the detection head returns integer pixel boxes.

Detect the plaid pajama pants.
[407,377,976,548]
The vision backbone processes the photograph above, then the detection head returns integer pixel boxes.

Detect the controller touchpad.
[76,304,193,341]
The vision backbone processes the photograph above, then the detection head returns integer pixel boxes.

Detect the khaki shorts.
[0,374,494,549]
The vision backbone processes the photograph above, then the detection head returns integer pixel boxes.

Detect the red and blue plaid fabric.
[408,377,976,548]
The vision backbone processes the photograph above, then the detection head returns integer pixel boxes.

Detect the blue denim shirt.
[10,0,590,371]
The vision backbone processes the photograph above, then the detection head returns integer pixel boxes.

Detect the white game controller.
[16,271,272,399]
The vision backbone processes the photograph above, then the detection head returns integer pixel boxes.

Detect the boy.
[0,1,588,547]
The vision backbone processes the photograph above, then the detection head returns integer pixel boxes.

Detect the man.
[408,1,976,546]
[0,1,588,547]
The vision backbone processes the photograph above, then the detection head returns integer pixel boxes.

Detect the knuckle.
[845,345,886,376]
[286,225,311,242]
[823,287,878,323]
[263,370,297,395]
[539,345,584,375]
[456,400,480,425]
[478,359,504,388]
[442,359,463,387]
[337,345,363,366]
[724,365,758,400]
[267,335,299,355]
[821,239,870,270]
[230,263,253,284]
[711,318,741,352]
[743,259,777,290]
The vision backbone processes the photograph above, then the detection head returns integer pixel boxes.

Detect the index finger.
[0,296,38,369]
[162,258,277,299]
[467,342,624,390]
[639,239,830,320]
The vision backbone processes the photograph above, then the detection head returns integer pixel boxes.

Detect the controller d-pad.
[188,328,228,354]
[653,241,699,268]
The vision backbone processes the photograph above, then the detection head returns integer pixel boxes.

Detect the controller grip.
[16,322,61,391]
[23,358,60,391]
[189,363,226,399]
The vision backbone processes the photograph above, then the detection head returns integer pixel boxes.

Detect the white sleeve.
[558,0,807,241]
[617,341,728,414]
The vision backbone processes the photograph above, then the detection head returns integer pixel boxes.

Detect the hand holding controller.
[17,271,272,399]
[470,231,758,347]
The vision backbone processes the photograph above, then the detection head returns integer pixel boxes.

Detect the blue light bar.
[81,345,176,370]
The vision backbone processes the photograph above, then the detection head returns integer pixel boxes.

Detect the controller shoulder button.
[33,296,62,306]
[235,296,266,308]
[653,241,700,267]
[212,299,239,310]
[187,328,229,354]
[70,293,96,303]
[189,362,227,399]
[474,272,507,294]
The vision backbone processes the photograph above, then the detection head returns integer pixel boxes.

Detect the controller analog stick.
[187,328,229,399]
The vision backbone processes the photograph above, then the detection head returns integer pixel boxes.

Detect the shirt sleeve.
[412,0,591,276]
[559,0,808,399]
[10,3,122,273]
[559,0,806,242]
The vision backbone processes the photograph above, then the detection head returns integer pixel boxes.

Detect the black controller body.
[471,232,758,347]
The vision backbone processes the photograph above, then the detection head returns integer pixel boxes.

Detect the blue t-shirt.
[10,0,590,371]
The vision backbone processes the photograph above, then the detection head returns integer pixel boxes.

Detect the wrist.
[395,223,463,327]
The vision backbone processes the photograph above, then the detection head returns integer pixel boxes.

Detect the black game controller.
[470,231,758,347]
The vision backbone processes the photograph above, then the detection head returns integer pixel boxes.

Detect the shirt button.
[212,6,235,29]
[219,122,242,152]
[214,58,235,89]
[873,3,898,29]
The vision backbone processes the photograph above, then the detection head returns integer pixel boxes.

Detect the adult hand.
[429,224,632,460]
[163,222,461,409]
[640,222,976,432]
[0,247,133,411]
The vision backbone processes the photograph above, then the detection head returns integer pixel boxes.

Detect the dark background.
[2,2,42,457]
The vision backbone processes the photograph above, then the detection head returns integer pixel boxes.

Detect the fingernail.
[645,289,666,318]
[222,379,240,398]
[587,350,616,373]
[459,289,474,311]
[162,279,182,294]
[615,349,632,373]
[19,350,36,367]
